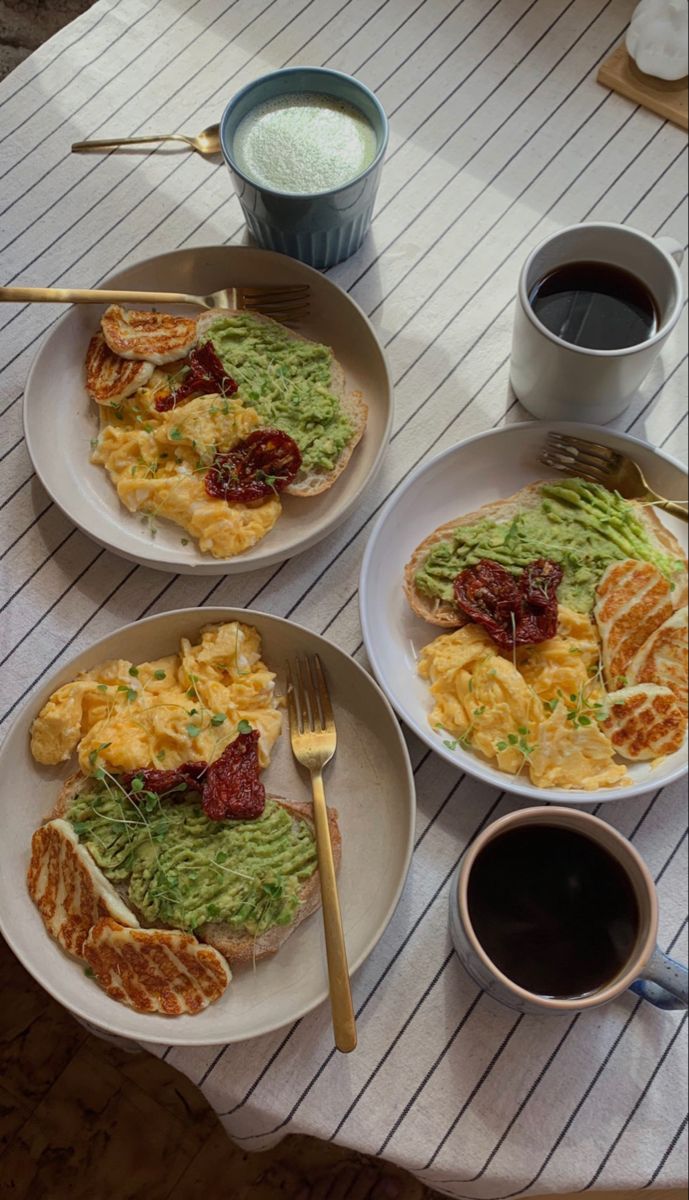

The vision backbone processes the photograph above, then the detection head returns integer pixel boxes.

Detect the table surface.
[0,0,687,1196]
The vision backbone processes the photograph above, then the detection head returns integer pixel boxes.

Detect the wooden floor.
[2,935,685,1200]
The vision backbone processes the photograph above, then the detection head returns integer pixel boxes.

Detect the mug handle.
[630,947,688,1010]
[655,236,685,267]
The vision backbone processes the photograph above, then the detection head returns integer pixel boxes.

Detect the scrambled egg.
[30,622,282,775]
[418,607,629,790]
[91,388,281,558]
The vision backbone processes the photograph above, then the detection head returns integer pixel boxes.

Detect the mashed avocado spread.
[415,478,685,613]
[67,783,317,935]
[205,313,353,475]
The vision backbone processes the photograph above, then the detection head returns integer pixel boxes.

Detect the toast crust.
[47,777,339,968]
[404,481,688,628]
[196,308,366,498]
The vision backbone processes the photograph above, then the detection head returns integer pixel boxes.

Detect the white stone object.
[626,0,689,81]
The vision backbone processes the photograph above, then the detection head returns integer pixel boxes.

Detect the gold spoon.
[71,123,221,157]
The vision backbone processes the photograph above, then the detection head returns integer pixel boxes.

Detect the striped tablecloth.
[1,0,687,1195]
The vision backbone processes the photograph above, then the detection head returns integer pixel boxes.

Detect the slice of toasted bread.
[196,308,366,497]
[48,776,340,968]
[405,481,688,628]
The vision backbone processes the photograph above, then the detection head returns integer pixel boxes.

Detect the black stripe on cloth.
[0,561,138,722]
[430,908,686,1191]
[356,0,617,283]
[0,0,124,111]
[344,0,462,76]
[211,792,507,1112]
[375,785,658,1166]
[655,194,688,235]
[580,120,668,219]
[0,548,105,670]
[360,0,619,295]
[0,502,52,559]
[622,143,688,222]
[582,1014,688,1191]
[625,343,688,433]
[662,407,688,448]
[460,907,689,1200]
[654,827,688,885]
[0,527,76,612]
[383,0,530,143]
[0,0,170,157]
[397,792,681,1178]
[0,473,32,511]
[329,981,487,1142]
[643,1114,689,1190]
[0,0,267,223]
[0,0,289,299]
[0,435,23,463]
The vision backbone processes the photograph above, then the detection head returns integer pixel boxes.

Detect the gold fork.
[0,284,311,324]
[541,432,689,524]
[286,655,357,1054]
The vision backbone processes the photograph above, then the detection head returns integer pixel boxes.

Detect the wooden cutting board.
[598,42,688,130]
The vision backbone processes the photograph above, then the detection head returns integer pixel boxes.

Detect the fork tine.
[311,654,334,729]
[286,662,302,735]
[547,432,619,463]
[541,454,608,485]
[242,286,310,303]
[297,657,315,732]
[252,300,311,315]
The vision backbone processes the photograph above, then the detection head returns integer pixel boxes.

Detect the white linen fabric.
[0,0,687,1195]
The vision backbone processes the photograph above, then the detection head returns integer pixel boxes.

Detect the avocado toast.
[196,309,367,496]
[405,478,688,627]
[51,771,340,967]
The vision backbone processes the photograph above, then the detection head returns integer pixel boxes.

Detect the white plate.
[23,246,392,575]
[0,607,414,1046]
[360,421,688,805]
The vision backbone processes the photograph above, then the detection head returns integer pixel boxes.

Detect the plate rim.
[359,419,689,806]
[0,604,415,1046]
[22,245,394,576]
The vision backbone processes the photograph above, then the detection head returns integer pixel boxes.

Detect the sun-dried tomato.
[205,429,302,504]
[156,342,238,411]
[119,761,207,795]
[453,558,563,648]
[202,730,265,822]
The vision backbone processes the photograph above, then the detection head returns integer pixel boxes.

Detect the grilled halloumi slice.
[83,919,231,1014]
[595,560,675,689]
[628,607,689,721]
[602,683,687,761]
[27,820,138,957]
[101,306,198,365]
[85,333,154,405]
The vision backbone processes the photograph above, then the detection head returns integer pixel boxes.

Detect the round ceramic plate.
[360,421,689,805]
[0,607,414,1046]
[23,246,392,575]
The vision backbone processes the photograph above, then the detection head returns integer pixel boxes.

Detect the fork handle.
[647,494,689,524]
[310,770,357,1053]
[0,286,203,306]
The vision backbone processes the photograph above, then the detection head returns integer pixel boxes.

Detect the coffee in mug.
[449,806,688,1014]
[510,222,685,423]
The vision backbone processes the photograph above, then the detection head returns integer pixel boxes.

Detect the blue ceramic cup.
[219,67,389,270]
[449,807,688,1016]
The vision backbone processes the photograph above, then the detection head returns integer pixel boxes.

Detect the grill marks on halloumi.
[595,560,675,688]
[86,334,155,405]
[101,305,198,366]
[27,820,138,957]
[603,684,687,761]
[628,607,689,721]
[83,919,231,1015]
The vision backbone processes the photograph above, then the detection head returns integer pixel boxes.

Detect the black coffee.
[467,825,640,998]
[529,261,659,350]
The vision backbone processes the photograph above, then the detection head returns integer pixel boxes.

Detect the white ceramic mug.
[449,806,688,1015]
[510,222,685,423]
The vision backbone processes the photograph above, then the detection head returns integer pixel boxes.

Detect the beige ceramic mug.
[449,806,688,1015]
[510,222,685,423]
